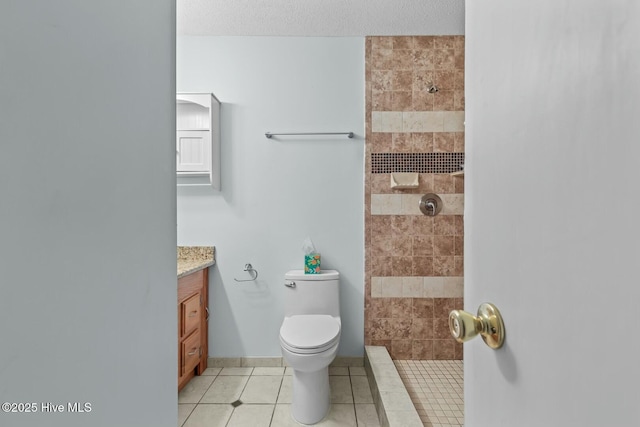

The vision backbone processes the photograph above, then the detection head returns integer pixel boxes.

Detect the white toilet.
[279,269,341,425]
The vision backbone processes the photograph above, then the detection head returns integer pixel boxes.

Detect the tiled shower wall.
[364,36,464,360]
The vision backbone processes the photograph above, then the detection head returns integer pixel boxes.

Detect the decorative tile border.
[371,276,464,298]
[371,152,465,174]
[372,111,464,133]
[371,193,463,215]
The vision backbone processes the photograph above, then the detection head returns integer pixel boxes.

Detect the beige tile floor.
[394,360,464,427]
[178,366,381,427]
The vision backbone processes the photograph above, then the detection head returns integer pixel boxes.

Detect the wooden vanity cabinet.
[178,268,209,391]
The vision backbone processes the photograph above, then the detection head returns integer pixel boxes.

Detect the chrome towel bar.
[265,132,354,139]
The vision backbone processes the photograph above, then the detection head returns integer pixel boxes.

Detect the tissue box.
[304,253,321,274]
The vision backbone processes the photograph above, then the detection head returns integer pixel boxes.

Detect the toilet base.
[291,366,330,425]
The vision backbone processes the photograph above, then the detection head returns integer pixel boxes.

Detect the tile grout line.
[182,367,379,427]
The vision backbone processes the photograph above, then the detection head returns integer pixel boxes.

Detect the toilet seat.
[280,314,340,354]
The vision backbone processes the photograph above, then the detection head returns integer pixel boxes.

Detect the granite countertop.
[178,246,215,278]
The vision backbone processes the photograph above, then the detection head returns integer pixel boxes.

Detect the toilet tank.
[284,270,340,318]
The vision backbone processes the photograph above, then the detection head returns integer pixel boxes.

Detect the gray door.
[465,1,640,426]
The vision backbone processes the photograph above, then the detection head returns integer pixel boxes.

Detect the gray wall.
[0,2,176,426]
[177,36,365,357]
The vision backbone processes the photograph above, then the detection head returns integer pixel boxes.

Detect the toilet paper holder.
[234,263,259,282]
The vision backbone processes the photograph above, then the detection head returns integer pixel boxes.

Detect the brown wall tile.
[418,173,435,193]
[454,90,465,110]
[412,235,434,257]
[454,132,465,152]
[392,91,413,110]
[369,318,393,340]
[412,340,434,359]
[433,340,455,360]
[371,174,391,194]
[411,318,434,339]
[454,176,465,193]
[434,216,456,235]
[434,298,455,318]
[371,36,393,50]
[434,90,455,111]
[372,90,392,111]
[454,70,465,90]
[392,70,414,90]
[453,235,464,256]
[453,256,464,276]
[454,342,464,360]
[392,36,413,49]
[454,216,464,235]
[434,70,456,90]
[433,318,452,339]
[370,133,392,152]
[412,49,435,69]
[433,174,455,193]
[392,256,414,276]
[413,70,436,92]
[392,49,413,69]
[433,236,455,256]
[371,256,393,276]
[372,70,393,91]
[434,133,455,153]
[434,256,455,276]
[434,36,456,49]
[369,340,392,354]
[413,36,435,50]
[412,298,435,318]
[391,319,412,339]
[433,49,455,69]
[391,298,413,318]
[372,48,394,70]
[392,133,413,152]
[391,215,412,235]
[412,216,434,235]
[391,339,413,359]
[412,257,434,276]
[370,297,392,318]
[365,36,464,361]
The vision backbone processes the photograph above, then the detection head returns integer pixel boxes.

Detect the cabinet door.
[181,292,201,337]
[177,130,211,173]
[181,329,201,376]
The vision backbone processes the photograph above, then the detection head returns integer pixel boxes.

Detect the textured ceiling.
[177,0,465,36]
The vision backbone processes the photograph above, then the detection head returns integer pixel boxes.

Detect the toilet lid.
[280,315,340,350]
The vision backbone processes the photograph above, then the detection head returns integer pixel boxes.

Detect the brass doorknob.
[449,303,505,349]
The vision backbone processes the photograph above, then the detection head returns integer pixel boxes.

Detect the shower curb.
[364,346,423,427]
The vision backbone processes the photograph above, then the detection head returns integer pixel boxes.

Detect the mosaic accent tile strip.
[372,153,464,174]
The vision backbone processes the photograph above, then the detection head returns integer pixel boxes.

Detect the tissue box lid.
[286,270,339,281]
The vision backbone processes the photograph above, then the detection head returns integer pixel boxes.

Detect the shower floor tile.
[179,366,380,426]
[394,360,463,427]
